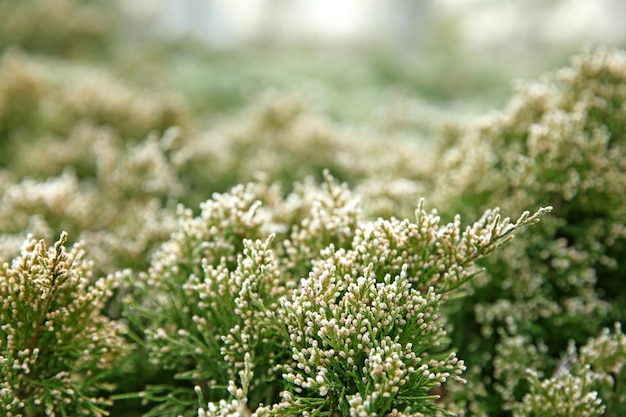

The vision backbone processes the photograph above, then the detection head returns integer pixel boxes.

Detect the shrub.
[429,46,626,415]
[125,172,549,416]
[1,6,624,413]
[0,0,117,58]
[0,232,128,417]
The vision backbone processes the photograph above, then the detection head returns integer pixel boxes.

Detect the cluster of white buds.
[0,232,127,417]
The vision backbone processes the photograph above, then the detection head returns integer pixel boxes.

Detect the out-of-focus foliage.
[0,0,118,57]
[0,51,191,175]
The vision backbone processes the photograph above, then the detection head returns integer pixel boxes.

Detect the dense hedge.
[1,2,625,416]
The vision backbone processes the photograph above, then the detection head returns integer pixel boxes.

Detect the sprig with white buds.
[272,203,550,416]
[0,232,127,417]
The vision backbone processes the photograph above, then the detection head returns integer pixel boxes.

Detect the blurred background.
[120,0,626,51]
[113,0,626,120]
[2,0,626,130]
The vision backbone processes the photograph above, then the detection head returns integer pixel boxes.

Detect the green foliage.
[124,172,549,416]
[521,366,605,417]
[430,46,626,415]
[0,0,118,57]
[0,131,183,276]
[0,50,190,166]
[1,2,625,415]
[518,323,626,417]
[0,232,127,417]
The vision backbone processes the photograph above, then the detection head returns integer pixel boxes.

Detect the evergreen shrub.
[0,4,625,413]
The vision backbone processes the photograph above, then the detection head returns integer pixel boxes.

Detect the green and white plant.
[125,173,550,416]
[0,232,127,417]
